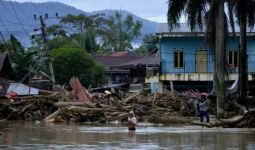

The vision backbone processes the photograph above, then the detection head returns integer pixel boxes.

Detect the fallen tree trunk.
[54,102,103,108]
[54,102,86,107]
[106,113,129,122]
[13,92,59,100]
[11,98,55,105]
[65,106,115,114]
[192,109,255,128]
[192,115,244,128]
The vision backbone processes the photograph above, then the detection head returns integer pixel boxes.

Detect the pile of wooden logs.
[0,91,59,121]
[0,86,254,128]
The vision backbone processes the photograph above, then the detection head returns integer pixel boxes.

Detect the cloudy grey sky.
[10,0,168,23]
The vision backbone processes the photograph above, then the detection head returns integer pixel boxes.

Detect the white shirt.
[128,116,137,125]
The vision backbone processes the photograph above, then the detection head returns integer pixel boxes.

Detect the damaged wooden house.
[93,51,159,92]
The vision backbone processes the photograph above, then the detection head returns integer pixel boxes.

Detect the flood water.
[0,121,255,150]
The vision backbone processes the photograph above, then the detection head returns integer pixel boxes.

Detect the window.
[174,50,184,68]
[228,51,238,67]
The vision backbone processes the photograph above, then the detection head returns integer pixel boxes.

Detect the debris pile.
[0,79,254,128]
[0,87,207,124]
[0,90,59,121]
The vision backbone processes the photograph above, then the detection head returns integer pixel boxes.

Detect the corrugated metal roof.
[94,55,142,69]
[157,23,255,34]
[7,83,39,95]
[157,23,204,33]
[115,56,159,68]
[109,51,129,57]
[94,51,159,69]
[109,51,138,57]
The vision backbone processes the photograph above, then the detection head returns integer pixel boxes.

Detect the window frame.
[173,49,184,68]
[228,50,239,67]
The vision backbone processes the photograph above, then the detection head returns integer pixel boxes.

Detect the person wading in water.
[128,111,137,130]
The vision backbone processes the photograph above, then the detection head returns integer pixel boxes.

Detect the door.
[196,50,207,73]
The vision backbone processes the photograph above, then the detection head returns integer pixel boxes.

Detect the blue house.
[147,23,255,92]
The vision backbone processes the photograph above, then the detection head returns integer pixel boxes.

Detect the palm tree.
[214,0,226,118]
[228,0,255,100]
[167,0,227,118]
[7,34,38,80]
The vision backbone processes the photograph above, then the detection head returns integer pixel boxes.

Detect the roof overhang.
[111,63,159,69]
[156,32,255,37]
[105,69,130,74]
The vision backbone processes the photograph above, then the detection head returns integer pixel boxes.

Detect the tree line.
[0,11,157,88]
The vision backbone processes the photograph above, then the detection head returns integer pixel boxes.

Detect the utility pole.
[39,15,56,84]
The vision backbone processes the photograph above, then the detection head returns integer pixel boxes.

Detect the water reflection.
[0,122,255,150]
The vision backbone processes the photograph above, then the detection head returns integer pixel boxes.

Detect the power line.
[0,29,34,34]
[0,0,18,20]
[0,18,38,26]
[12,0,32,21]
[0,16,11,37]
[9,1,31,38]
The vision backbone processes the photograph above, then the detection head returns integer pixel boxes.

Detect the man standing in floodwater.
[128,111,137,130]
[198,93,210,123]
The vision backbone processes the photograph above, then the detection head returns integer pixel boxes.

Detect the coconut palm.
[167,0,227,118]
[6,34,38,80]
[214,0,226,118]
[228,0,255,100]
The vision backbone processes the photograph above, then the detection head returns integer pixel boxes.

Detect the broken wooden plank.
[107,113,129,122]
[43,109,62,122]
[18,103,34,115]
[54,102,94,107]
[123,90,142,103]
[65,106,115,114]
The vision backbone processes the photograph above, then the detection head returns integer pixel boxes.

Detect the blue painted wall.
[160,36,255,74]
[227,37,255,73]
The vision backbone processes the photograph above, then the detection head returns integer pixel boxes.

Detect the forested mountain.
[0,1,157,46]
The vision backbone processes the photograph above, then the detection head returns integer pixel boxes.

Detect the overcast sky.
[10,0,169,23]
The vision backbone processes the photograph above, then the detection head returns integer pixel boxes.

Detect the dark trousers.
[128,123,136,130]
[200,111,209,123]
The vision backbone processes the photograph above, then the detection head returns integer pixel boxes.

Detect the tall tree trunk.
[239,12,248,101]
[211,45,217,95]
[211,64,218,95]
[215,0,226,118]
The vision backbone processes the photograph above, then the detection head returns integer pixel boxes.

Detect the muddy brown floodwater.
[0,121,255,150]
